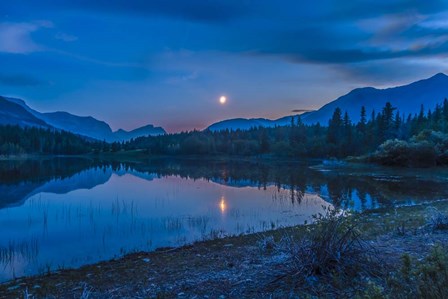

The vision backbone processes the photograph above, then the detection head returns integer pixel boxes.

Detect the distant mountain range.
[207,112,317,132]
[207,115,305,132]
[207,73,448,131]
[3,73,448,137]
[0,96,166,142]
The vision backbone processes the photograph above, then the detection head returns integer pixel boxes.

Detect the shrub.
[390,244,448,298]
[371,139,411,166]
[274,208,379,295]
[416,245,448,298]
[257,235,276,252]
[370,139,437,167]
[408,141,437,167]
[427,207,448,231]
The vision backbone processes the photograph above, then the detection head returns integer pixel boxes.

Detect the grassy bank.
[1,200,448,298]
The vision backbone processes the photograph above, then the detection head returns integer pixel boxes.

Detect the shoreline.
[1,200,448,298]
[0,152,444,170]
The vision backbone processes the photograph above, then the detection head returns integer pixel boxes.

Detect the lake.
[1,157,448,281]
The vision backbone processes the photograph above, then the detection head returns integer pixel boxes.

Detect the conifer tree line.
[121,99,448,165]
[0,126,102,155]
[2,99,448,166]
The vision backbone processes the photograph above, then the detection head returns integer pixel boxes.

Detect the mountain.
[1,96,166,141]
[113,124,166,141]
[301,73,448,125]
[207,114,312,132]
[0,96,51,128]
[4,96,114,139]
[206,73,448,131]
[42,111,115,141]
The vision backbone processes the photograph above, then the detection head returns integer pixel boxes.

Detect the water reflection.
[219,196,227,214]
[1,157,448,281]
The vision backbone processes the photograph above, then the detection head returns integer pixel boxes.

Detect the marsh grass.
[0,238,39,267]
[161,217,183,231]
[187,215,209,232]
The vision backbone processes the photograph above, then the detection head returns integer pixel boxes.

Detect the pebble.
[143,258,151,263]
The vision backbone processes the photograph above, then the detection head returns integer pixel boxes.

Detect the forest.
[0,126,103,155]
[2,100,448,166]
[122,100,448,166]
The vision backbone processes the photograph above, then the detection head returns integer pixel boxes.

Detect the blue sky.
[1,1,448,132]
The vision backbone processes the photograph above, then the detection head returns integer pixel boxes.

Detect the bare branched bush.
[22,288,33,299]
[272,208,380,295]
[79,283,92,299]
[427,207,448,231]
[257,235,276,252]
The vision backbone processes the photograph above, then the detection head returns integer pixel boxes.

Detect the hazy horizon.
[2,1,448,132]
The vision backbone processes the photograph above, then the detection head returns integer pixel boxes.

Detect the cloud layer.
[1,1,448,131]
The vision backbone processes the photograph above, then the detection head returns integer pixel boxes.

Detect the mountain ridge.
[0,96,166,141]
[301,72,448,125]
[207,115,304,132]
[0,97,51,129]
[207,73,448,131]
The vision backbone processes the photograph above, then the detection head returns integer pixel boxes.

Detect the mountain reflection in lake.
[1,158,448,281]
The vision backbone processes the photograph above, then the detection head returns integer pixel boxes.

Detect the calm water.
[1,158,448,281]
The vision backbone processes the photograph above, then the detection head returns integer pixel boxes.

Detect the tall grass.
[0,238,39,266]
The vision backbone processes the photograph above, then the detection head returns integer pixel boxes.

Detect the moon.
[219,96,227,104]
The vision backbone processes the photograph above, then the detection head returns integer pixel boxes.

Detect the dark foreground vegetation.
[2,99,448,167]
[1,201,448,298]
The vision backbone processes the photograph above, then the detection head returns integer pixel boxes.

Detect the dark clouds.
[0,73,45,86]
[3,0,448,65]
[272,44,448,64]
[327,0,446,20]
[1,0,448,131]
[2,0,251,23]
